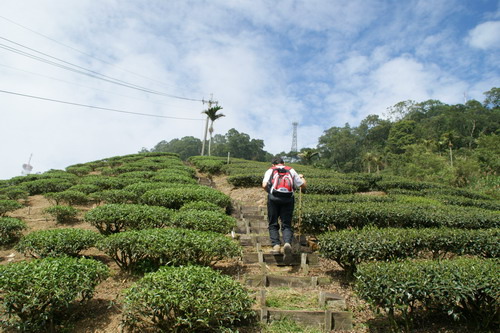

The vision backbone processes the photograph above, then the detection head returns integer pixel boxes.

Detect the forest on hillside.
[146,87,499,194]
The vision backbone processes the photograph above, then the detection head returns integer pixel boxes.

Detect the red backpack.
[268,166,294,197]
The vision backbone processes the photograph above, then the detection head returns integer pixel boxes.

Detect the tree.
[386,120,417,154]
[483,87,500,109]
[297,148,319,165]
[317,124,361,172]
[201,105,225,156]
[150,136,202,160]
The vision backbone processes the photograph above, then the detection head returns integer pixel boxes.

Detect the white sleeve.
[290,169,304,187]
[263,169,272,183]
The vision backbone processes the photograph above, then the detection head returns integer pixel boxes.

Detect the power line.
[0,89,204,121]
[0,15,185,93]
[0,36,203,102]
[0,63,200,111]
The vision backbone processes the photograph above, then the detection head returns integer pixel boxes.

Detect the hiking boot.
[283,243,292,265]
[271,244,281,254]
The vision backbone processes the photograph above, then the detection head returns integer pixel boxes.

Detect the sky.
[0,0,499,179]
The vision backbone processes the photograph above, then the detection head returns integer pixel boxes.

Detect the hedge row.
[0,199,23,216]
[16,228,103,258]
[97,228,241,273]
[0,217,26,245]
[123,265,254,332]
[299,201,500,234]
[0,257,109,331]
[188,156,227,174]
[84,204,175,235]
[319,227,499,275]
[355,257,499,331]
[141,186,231,210]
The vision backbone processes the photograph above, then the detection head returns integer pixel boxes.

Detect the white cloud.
[467,21,500,50]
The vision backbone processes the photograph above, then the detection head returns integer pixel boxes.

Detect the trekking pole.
[297,187,303,244]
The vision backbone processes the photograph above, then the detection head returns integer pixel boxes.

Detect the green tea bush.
[188,156,226,174]
[44,205,79,224]
[91,189,137,204]
[122,265,255,332]
[16,228,103,258]
[116,170,156,179]
[80,175,133,190]
[0,217,26,245]
[319,227,499,275]
[0,186,29,201]
[67,184,101,194]
[151,174,198,185]
[65,165,92,176]
[179,200,225,212]
[0,257,109,331]
[300,201,500,234]
[305,179,357,195]
[172,210,236,234]
[44,190,90,205]
[141,186,231,210]
[355,258,499,331]
[84,204,175,235]
[97,228,241,272]
[227,174,262,187]
[20,178,74,195]
[0,199,23,216]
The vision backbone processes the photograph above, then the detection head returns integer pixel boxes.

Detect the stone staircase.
[232,201,353,332]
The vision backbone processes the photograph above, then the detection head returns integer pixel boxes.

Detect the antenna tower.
[291,122,298,152]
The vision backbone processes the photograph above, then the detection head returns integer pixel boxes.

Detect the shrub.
[65,165,92,176]
[0,186,29,201]
[91,189,137,204]
[44,205,79,224]
[67,184,100,194]
[355,258,499,331]
[0,257,109,331]
[172,210,236,234]
[16,228,103,258]
[151,174,198,185]
[141,186,231,210]
[44,190,90,205]
[0,217,26,245]
[179,201,225,212]
[122,181,171,198]
[84,204,175,235]
[305,179,358,195]
[188,156,226,174]
[20,178,73,195]
[122,265,255,332]
[80,175,133,190]
[319,227,499,275]
[0,199,23,216]
[97,228,241,272]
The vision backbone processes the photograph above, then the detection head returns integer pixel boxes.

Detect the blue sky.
[0,0,498,179]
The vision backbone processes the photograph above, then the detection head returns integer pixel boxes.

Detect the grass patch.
[265,287,323,311]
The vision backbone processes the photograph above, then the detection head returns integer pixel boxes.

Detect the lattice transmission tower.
[291,122,298,152]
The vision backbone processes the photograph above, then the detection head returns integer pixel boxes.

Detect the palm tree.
[298,149,319,165]
[201,105,225,156]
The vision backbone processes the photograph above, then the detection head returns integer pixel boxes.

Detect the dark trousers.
[267,193,295,246]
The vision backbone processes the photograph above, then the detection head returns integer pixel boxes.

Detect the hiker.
[262,156,306,262]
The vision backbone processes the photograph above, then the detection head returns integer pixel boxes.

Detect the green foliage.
[97,228,241,272]
[305,179,358,194]
[355,258,499,331]
[0,199,23,216]
[319,227,499,275]
[91,189,137,204]
[0,186,29,201]
[227,174,263,187]
[65,165,92,176]
[16,228,103,258]
[123,181,172,198]
[300,201,500,234]
[151,173,198,185]
[80,175,134,190]
[20,178,74,195]
[44,190,90,205]
[172,210,236,234]
[188,156,227,174]
[0,257,109,331]
[43,205,79,224]
[141,186,231,210]
[0,217,26,245]
[149,136,202,160]
[67,184,100,194]
[84,204,175,235]
[122,265,255,332]
[179,200,225,212]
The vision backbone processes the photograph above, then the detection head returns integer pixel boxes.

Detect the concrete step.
[245,274,331,288]
[243,252,319,267]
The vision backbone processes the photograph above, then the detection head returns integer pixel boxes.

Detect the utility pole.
[291,122,298,153]
[201,94,218,156]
